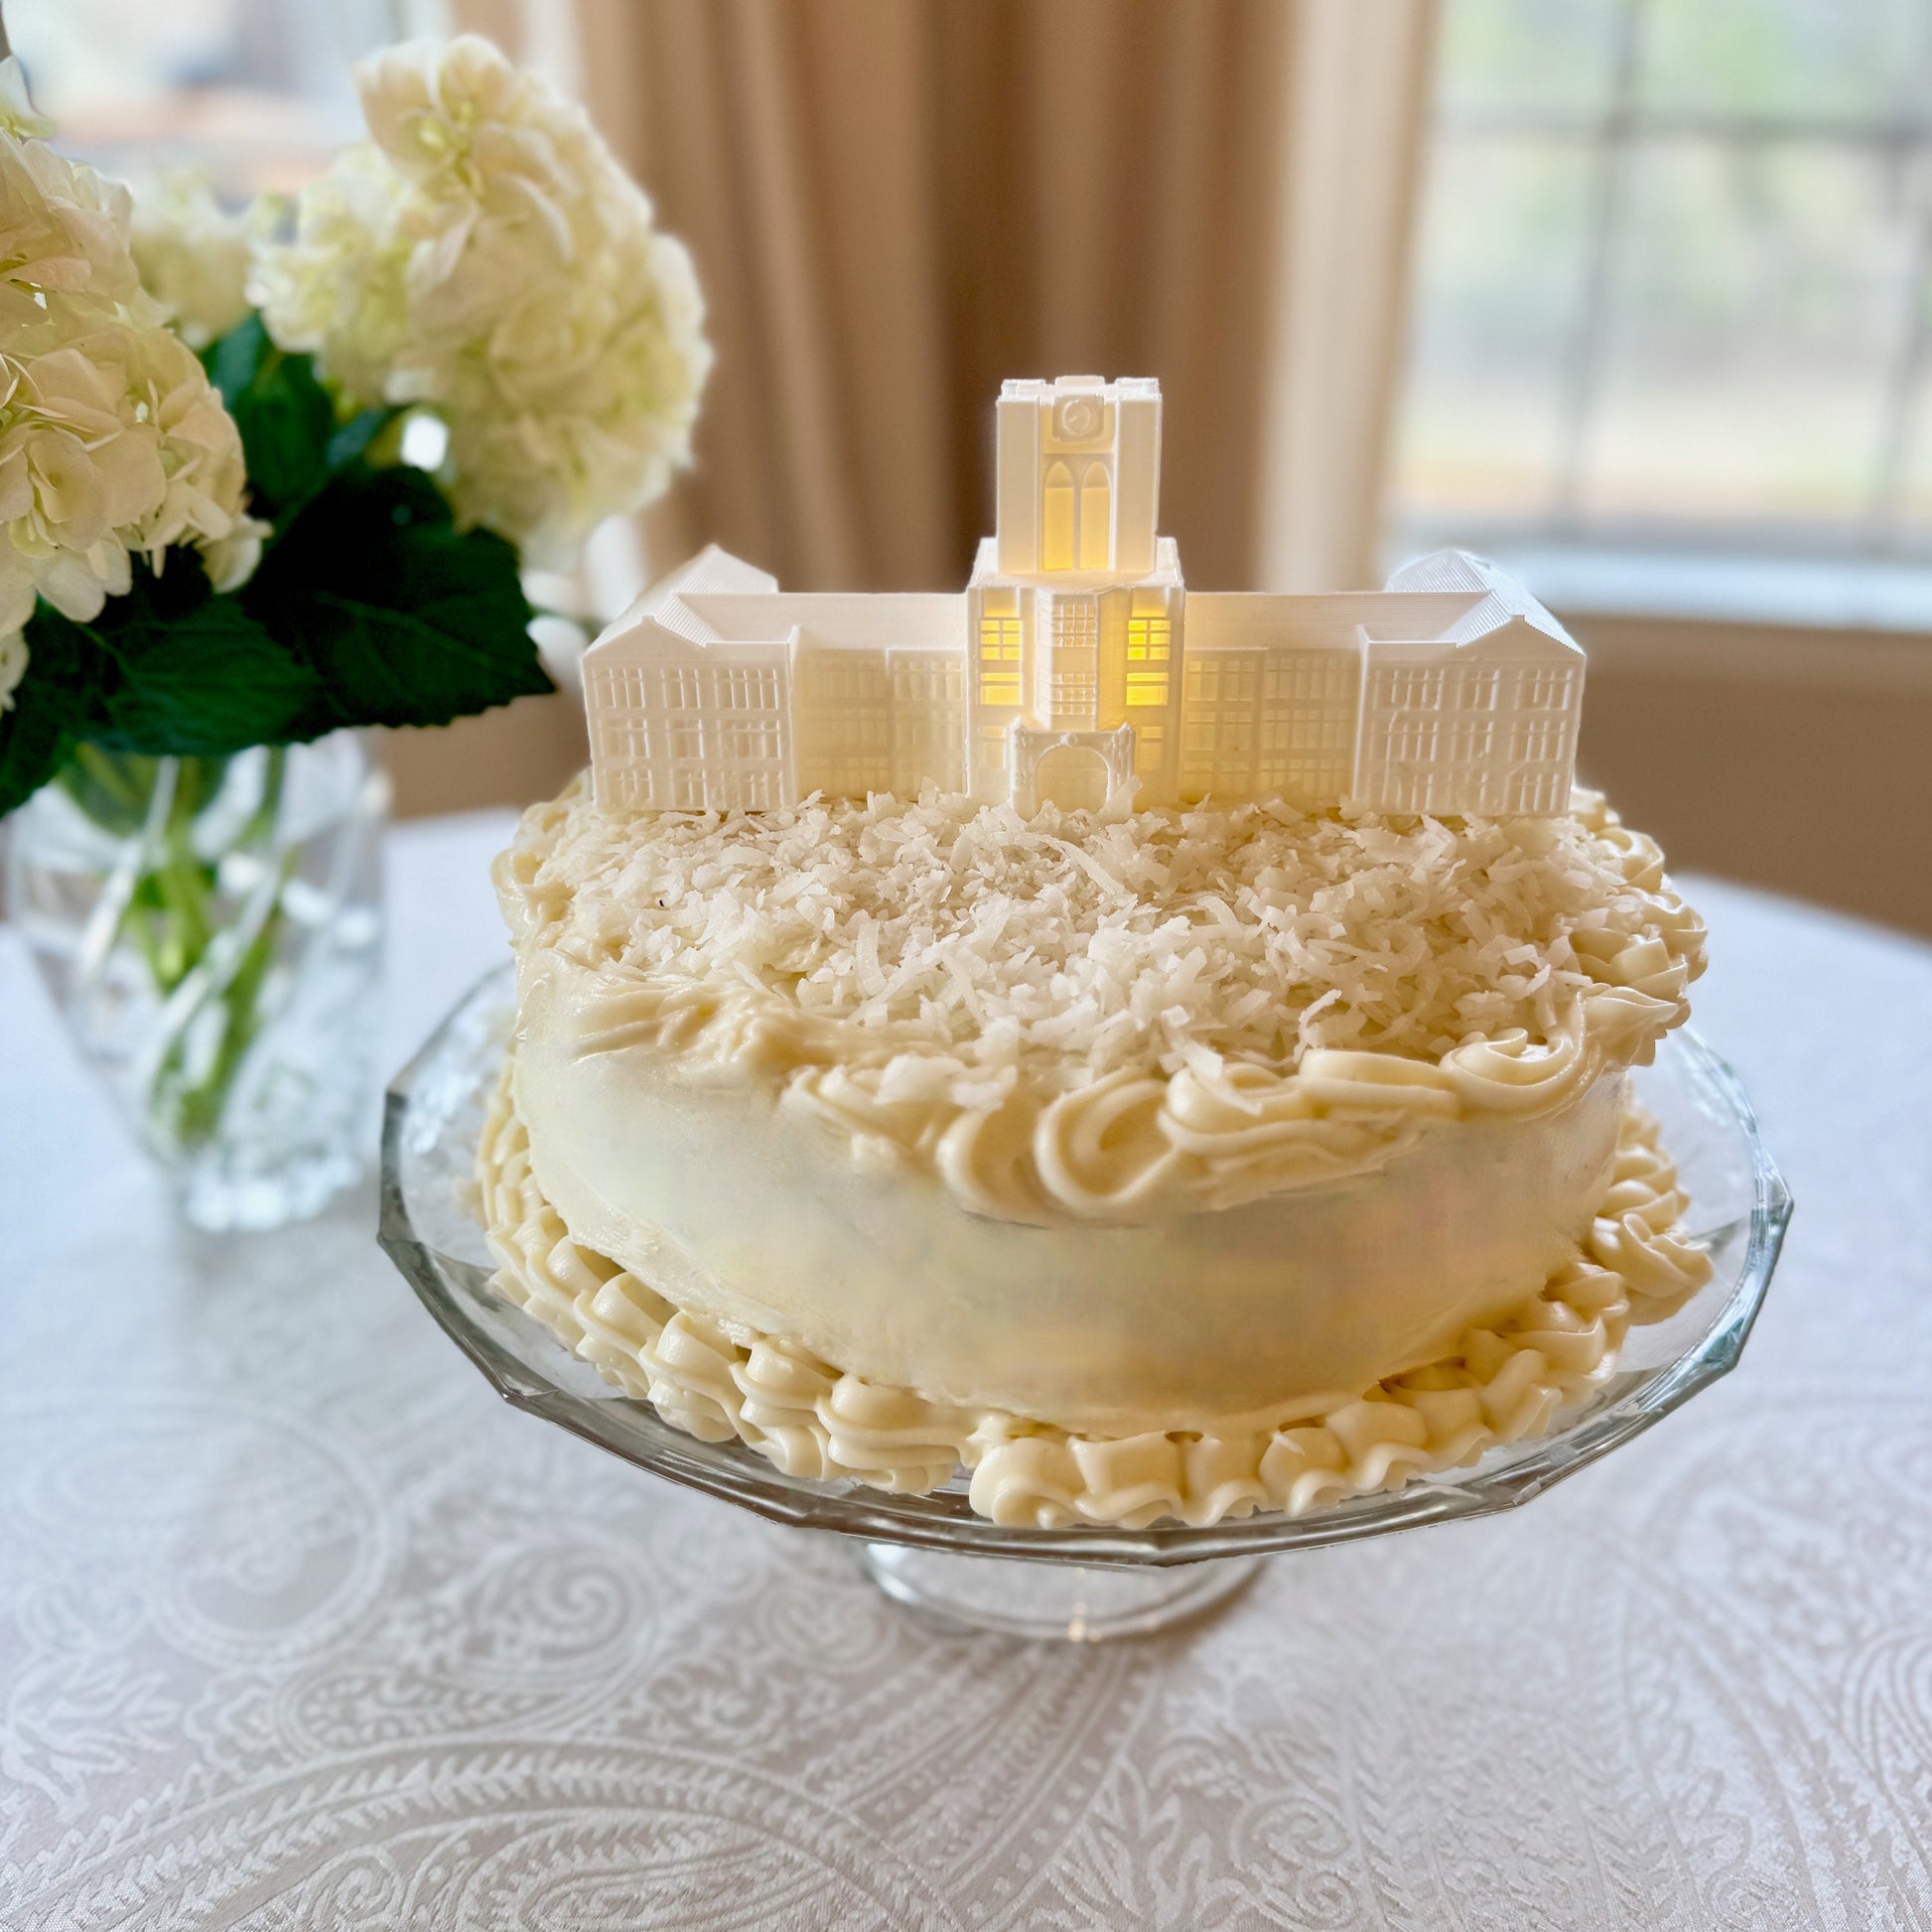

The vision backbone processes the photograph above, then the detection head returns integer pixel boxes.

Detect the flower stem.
[63,745,294,1157]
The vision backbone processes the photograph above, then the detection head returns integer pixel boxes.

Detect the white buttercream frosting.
[483,776,1712,1523]
[477,1072,1712,1528]
[494,782,1706,1226]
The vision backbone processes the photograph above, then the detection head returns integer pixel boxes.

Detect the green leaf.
[206,314,391,528]
[5,558,323,798]
[207,315,336,520]
[91,602,324,758]
[244,462,553,734]
[0,617,99,817]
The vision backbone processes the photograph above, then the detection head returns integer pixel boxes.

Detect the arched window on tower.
[1079,465,1111,570]
[1041,463,1075,570]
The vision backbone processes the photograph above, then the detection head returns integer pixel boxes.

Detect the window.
[1125,614,1172,707]
[724,721,783,762]
[1079,465,1112,569]
[10,0,429,197]
[1042,463,1076,571]
[979,616,1022,659]
[977,614,1023,708]
[1051,598,1099,647]
[1393,0,1932,597]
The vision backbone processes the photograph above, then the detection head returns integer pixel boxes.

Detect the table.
[4,811,1930,1931]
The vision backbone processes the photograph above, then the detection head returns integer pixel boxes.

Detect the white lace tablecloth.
[4,811,1931,1931]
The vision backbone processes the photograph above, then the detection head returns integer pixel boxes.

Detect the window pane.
[1581,142,1914,537]
[1438,0,1627,122]
[1393,138,1595,534]
[9,0,422,195]
[1638,0,1931,122]
[1888,161,1932,551]
[1395,0,1932,567]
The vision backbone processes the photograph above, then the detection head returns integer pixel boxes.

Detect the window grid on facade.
[588,666,654,767]
[1249,648,1361,797]
[1051,669,1097,716]
[891,652,965,791]
[1052,600,1099,643]
[1179,653,1263,794]
[1044,597,1100,723]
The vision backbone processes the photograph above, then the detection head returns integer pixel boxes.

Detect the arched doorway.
[1034,742,1112,813]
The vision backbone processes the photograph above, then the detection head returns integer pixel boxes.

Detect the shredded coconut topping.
[508,783,1695,1091]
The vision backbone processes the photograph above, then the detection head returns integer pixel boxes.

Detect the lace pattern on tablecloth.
[4,852,1931,1930]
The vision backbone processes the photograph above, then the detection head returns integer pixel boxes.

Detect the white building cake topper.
[583,376,1585,818]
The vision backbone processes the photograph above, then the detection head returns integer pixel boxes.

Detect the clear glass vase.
[6,732,387,1231]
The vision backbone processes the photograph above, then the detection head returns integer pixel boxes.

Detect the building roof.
[587,546,965,661]
[587,542,1579,667]
[673,592,964,651]
[1386,549,1582,652]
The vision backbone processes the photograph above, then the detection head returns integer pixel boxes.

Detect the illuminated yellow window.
[1042,463,1074,570]
[1125,614,1172,707]
[1079,465,1111,569]
[978,617,1022,662]
[978,616,1021,707]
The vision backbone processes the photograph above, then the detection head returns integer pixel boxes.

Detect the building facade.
[582,376,1586,818]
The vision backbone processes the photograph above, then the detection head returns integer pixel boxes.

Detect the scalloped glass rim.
[378,966,1791,1571]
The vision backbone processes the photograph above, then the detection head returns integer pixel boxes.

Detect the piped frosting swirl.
[497,782,1706,1225]
[477,1068,1713,1529]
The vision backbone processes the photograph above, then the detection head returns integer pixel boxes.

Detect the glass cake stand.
[378,967,1791,1641]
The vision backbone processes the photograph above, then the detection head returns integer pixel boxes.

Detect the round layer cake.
[481,781,1713,1526]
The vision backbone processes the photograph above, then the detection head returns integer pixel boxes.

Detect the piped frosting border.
[496,789,1708,1227]
[475,1066,1713,1530]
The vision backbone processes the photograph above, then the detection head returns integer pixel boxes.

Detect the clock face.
[1053,395,1104,444]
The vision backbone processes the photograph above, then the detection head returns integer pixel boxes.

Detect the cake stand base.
[859,1544,1264,1640]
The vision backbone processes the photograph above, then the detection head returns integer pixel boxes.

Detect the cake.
[475,375,1713,1530]
[481,783,1710,1529]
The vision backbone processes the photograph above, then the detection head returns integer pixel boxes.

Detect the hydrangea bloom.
[253,35,712,571]
[0,59,264,681]
[129,170,279,350]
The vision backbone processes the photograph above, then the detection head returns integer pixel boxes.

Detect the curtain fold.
[501,0,1437,597]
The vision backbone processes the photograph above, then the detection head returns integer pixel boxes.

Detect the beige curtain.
[477,0,1436,599]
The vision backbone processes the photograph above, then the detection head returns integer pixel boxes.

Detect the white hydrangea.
[0,58,265,689]
[0,119,147,320]
[129,170,279,350]
[253,35,712,571]
[0,56,53,142]
[0,312,264,622]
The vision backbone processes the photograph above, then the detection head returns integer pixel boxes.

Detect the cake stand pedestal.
[860,1546,1264,1640]
[378,968,1789,1642]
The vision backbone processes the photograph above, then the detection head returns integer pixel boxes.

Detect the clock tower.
[967,376,1185,809]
